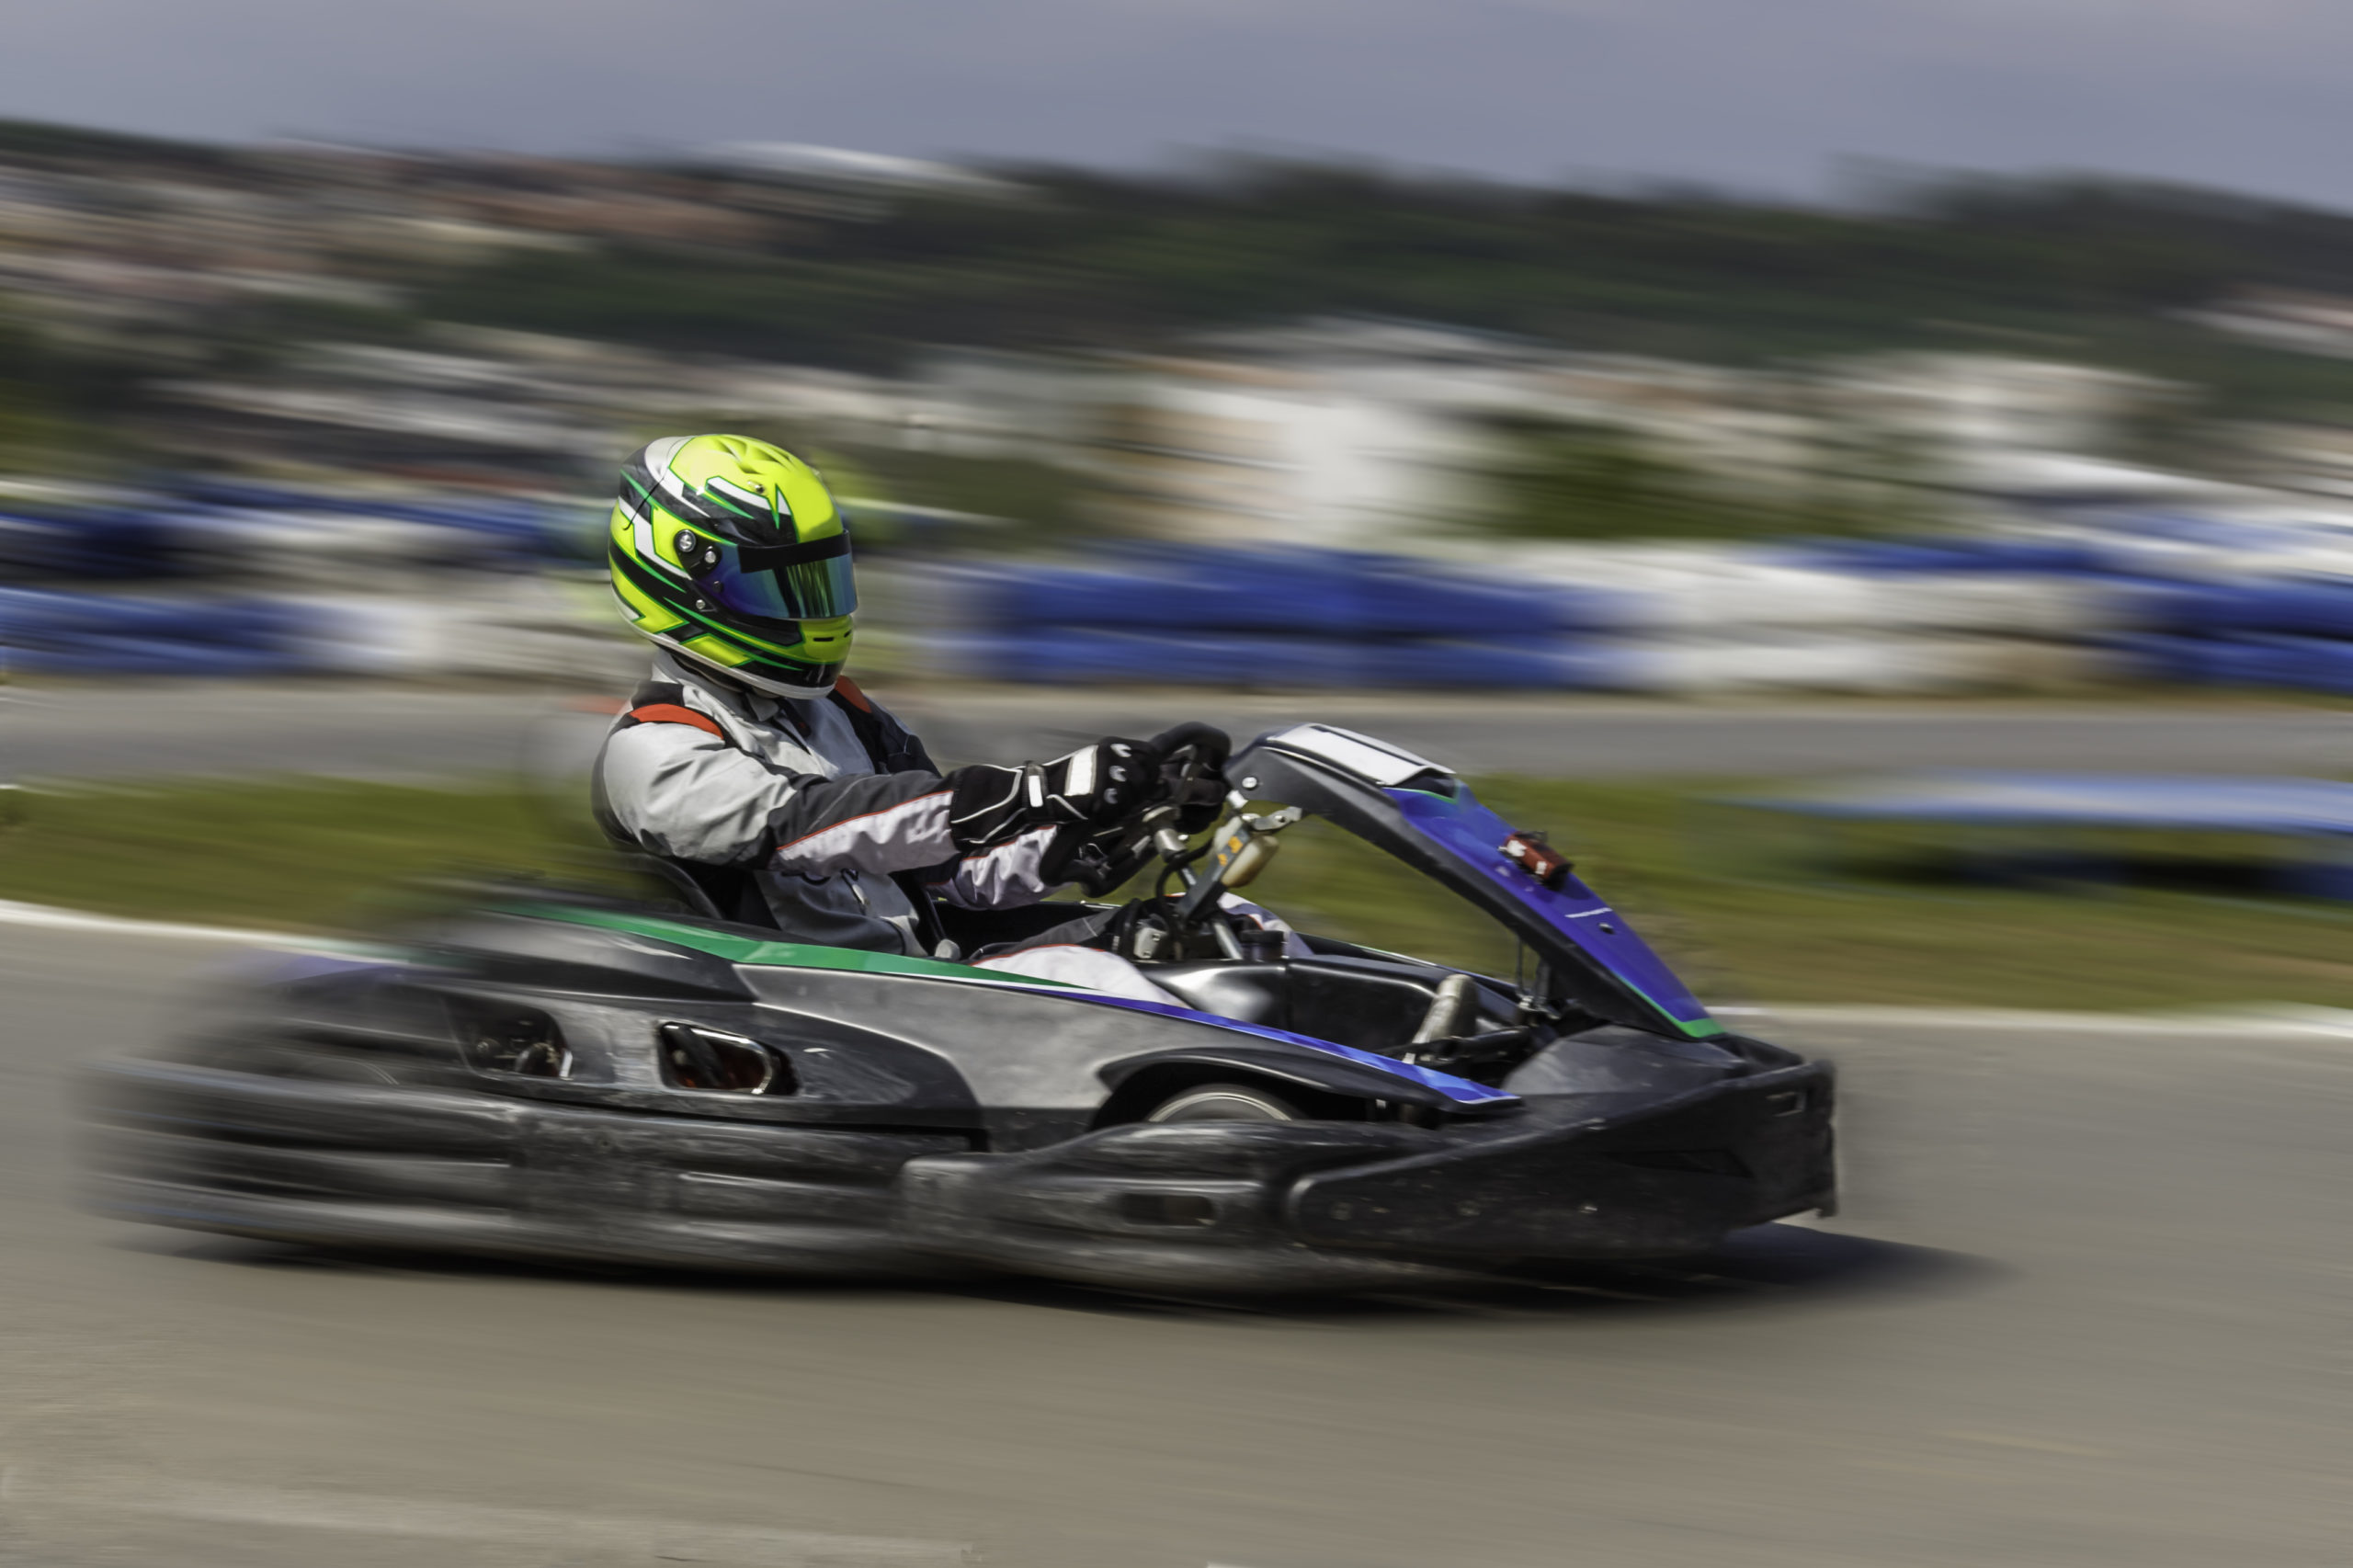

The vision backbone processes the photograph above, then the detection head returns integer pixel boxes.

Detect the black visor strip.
[733,531,852,571]
[613,544,829,642]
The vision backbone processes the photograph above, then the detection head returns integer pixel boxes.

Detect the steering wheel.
[1038,722,1232,895]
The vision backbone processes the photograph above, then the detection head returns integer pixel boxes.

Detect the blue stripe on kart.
[1045,991,1520,1107]
[1386,787,1722,1039]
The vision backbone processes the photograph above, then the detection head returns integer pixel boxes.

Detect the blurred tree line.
[25,129,2353,497]
[421,162,2353,417]
[1469,416,1928,542]
[0,312,132,474]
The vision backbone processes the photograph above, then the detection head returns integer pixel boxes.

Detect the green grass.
[6,774,2352,1012]
[0,778,592,933]
[1249,783,2353,1011]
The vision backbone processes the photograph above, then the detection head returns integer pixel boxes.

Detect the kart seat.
[612,852,774,928]
[615,853,1099,956]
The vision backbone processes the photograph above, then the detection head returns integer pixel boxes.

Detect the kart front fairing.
[1227,725,1720,1041]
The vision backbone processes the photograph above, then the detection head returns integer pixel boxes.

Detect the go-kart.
[86,723,1836,1294]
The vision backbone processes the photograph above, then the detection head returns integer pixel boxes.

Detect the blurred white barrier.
[285,579,639,686]
[1490,543,2113,635]
[184,509,506,585]
[1585,633,2110,696]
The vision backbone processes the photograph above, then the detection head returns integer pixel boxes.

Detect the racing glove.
[945,737,1166,854]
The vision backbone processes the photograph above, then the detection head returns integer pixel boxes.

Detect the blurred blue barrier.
[1007,629,1370,685]
[17,503,2353,692]
[173,478,554,541]
[0,587,322,676]
[979,550,1614,637]
[949,542,2353,694]
[1782,536,2113,575]
[0,508,196,580]
[4,640,313,676]
[2110,630,2353,694]
[943,627,1649,689]
[0,479,567,585]
[2123,580,2353,638]
[0,588,312,642]
[1728,769,2353,901]
[0,477,555,678]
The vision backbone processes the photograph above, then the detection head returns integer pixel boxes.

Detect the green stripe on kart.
[501,903,1082,987]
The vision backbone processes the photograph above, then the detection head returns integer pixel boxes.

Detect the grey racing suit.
[595,653,1304,1005]
[594,651,1062,954]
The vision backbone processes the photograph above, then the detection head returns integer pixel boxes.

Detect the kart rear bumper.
[85,1059,972,1278]
[88,1058,1834,1294]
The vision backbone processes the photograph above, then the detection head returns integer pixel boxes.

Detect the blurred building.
[1091,352,1482,549]
[688,142,1025,217]
[1074,329,2152,550]
[2188,287,2353,359]
[1817,353,2175,486]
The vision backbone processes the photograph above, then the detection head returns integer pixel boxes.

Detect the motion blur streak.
[34,1478,967,1563]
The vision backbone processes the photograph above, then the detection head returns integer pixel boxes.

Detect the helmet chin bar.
[662,635,838,700]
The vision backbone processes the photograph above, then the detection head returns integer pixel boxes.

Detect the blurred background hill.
[17,117,2353,473]
[19,116,2353,701]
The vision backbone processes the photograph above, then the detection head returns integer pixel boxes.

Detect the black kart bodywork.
[88,725,1836,1293]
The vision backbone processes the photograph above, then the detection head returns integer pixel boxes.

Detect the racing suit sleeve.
[598,722,957,876]
[921,826,1061,911]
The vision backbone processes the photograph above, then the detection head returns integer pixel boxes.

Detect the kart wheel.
[1143,1082,1301,1123]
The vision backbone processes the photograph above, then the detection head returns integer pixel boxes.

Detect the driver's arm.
[599,725,1154,888]
[920,735,1163,905]
[598,721,955,875]
[924,826,1061,910]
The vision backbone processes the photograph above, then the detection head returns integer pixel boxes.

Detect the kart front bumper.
[894,1063,1836,1290]
[87,1058,1834,1294]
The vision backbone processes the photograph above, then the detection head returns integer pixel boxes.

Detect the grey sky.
[9,0,2353,207]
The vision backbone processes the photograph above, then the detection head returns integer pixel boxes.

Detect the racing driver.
[594,433,1271,1001]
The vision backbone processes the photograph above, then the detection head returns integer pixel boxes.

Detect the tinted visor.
[696,532,857,622]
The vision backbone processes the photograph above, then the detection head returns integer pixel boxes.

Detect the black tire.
[1143,1082,1302,1123]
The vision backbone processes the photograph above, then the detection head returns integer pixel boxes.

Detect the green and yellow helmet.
[608,434,856,698]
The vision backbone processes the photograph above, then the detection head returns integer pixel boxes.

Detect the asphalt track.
[7,681,2353,781]
[2,922,2344,1566]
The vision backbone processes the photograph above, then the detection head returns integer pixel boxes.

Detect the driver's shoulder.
[822,676,933,764]
[830,675,904,726]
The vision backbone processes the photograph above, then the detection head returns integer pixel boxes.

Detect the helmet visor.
[695,533,857,623]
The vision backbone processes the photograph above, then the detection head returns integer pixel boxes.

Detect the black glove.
[945,737,1166,853]
[1044,722,1232,895]
[1154,722,1233,835]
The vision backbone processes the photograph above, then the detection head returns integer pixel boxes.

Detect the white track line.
[112,1478,972,1564]
[0,898,297,945]
[1716,1001,2353,1038]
